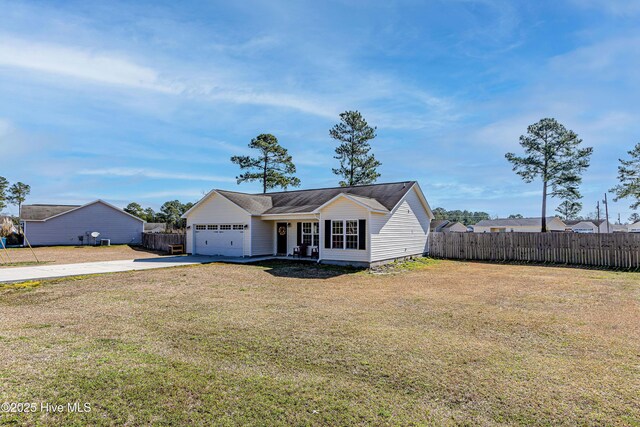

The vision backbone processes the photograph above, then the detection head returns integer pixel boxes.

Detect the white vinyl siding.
[369,187,430,262]
[185,193,251,255]
[320,197,369,263]
[251,217,274,256]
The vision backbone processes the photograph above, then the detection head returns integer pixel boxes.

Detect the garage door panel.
[194,225,244,256]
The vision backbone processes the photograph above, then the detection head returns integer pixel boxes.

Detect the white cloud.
[0,35,340,118]
[76,167,236,182]
[0,36,177,93]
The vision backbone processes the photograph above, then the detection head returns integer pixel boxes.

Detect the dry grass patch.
[0,260,638,426]
[0,245,164,268]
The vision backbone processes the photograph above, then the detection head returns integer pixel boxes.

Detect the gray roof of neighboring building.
[475,217,560,227]
[20,204,80,221]
[430,219,450,231]
[564,219,606,226]
[216,181,417,215]
[442,221,464,229]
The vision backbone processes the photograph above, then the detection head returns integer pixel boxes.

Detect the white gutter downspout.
[315,213,322,264]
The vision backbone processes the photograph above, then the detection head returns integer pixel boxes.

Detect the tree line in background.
[0,176,31,214]
[432,208,490,225]
[124,200,194,230]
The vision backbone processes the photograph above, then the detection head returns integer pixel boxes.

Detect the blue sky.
[1,0,639,220]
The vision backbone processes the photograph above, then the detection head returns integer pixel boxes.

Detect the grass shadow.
[250,259,364,279]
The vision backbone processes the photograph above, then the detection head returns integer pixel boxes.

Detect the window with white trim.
[331,220,343,249]
[345,220,358,249]
[220,224,232,230]
[195,225,206,230]
[302,222,312,245]
[233,224,244,230]
[207,225,218,230]
[301,222,320,246]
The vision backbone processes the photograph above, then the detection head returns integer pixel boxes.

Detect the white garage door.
[194,224,244,256]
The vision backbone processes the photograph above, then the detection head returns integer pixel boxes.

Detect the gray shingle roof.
[564,219,606,227]
[430,219,449,231]
[216,181,416,215]
[21,204,80,221]
[476,217,560,227]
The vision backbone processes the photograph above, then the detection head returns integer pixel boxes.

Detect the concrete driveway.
[0,255,221,283]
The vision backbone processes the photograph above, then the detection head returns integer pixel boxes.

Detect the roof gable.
[313,193,389,213]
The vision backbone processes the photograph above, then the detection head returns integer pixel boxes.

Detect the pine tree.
[0,176,8,211]
[7,182,30,215]
[231,134,301,193]
[611,143,640,210]
[330,111,381,187]
[505,118,592,232]
[556,199,582,220]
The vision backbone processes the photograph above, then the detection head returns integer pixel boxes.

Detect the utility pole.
[618,213,621,225]
[603,193,610,233]
[596,201,601,234]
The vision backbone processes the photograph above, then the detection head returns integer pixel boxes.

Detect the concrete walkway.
[0,255,224,283]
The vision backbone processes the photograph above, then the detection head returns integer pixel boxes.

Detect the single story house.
[629,221,640,233]
[430,219,467,233]
[473,217,566,233]
[611,223,628,233]
[181,181,434,267]
[565,219,612,233]
[21,200,144,246]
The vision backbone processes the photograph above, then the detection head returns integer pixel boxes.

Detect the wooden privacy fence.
[428,232,640,269]
[142,232,186,252]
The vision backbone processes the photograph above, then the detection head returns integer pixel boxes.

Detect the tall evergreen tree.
[0,176,8,211]
[158,200,190,229]
[231,134,301,193]
[505,118,592,232]
[611,143,640,210]
[556,199,582,220]
[330,111,381,187]
[7,182,30,215]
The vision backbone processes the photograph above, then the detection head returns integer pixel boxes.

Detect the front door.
[276,222,287,254]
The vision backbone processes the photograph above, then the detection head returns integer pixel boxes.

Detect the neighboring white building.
[181,181,434,267]
[611,223,628,233]
[565,219,613,233]
[144,223,167,233]
[473,217,566,233]
[629,221,640,233]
